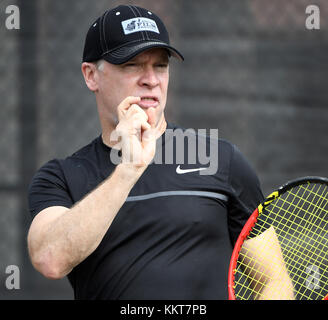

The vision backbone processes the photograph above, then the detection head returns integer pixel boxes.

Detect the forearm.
[29,163,146,279]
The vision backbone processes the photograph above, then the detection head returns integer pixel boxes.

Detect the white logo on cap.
[121,18,159,35]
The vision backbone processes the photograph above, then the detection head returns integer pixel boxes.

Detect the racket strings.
[233,181,328,300]
[255,184,312,297]
[266,183,328,299]
[276,184,328,299]
[270,184,328,269]
[249,184,322,289]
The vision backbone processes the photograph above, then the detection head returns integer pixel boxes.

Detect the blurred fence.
[0,0,327,299]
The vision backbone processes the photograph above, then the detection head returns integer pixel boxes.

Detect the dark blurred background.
[0,0,327,299]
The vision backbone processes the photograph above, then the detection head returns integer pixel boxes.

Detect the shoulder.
[227,143,264,204]
[28,136,103,218]
[65,135,101,164]
[59,135,104,175]
[30,136,102,187]
[228,143,257,181]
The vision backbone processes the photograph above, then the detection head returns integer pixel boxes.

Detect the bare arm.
[27,97,157,279]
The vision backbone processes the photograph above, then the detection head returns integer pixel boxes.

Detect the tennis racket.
[228,176,328,300]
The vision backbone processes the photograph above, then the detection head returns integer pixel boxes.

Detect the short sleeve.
[227,145,264,244]
[28,159,73,220]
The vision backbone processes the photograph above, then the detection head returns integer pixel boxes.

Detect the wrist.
[115,162,148,183]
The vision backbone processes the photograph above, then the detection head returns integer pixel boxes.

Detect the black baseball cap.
[82,5,184,65]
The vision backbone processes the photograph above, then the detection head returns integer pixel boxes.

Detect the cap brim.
[102,41,184,65]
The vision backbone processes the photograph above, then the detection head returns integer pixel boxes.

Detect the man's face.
[95,48,170,129]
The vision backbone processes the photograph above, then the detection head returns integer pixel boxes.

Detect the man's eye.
[124,63,137,67]
[156,64,168,69]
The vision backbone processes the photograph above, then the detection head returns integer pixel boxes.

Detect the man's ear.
[81,62,99,92]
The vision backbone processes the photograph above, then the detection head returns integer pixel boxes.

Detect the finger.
[117,96,141,120]
[140,120,151,132]
[130,114,151,135]
[126,104,148,122]
[146,107,156,128]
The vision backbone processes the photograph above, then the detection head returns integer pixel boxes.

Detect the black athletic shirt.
[28,123,264,300]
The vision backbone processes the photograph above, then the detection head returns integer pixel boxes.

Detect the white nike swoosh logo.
[176,165,208,174]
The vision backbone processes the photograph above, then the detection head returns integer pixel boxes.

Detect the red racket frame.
[228,207,259,300]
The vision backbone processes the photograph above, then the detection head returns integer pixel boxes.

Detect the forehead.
[126,48,169,62]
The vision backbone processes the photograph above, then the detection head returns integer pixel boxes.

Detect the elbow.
[29,249,70,280]
[39,263,68,280]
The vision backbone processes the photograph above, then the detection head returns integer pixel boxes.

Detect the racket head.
[228,176,328,300]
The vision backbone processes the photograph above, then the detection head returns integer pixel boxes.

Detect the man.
[27,5,264,299]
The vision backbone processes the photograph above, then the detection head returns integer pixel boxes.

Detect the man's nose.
[138,67,160,88]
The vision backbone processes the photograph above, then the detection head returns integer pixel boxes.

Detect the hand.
[111,96,157,167]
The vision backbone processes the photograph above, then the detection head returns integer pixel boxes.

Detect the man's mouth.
[138,96,159,109]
